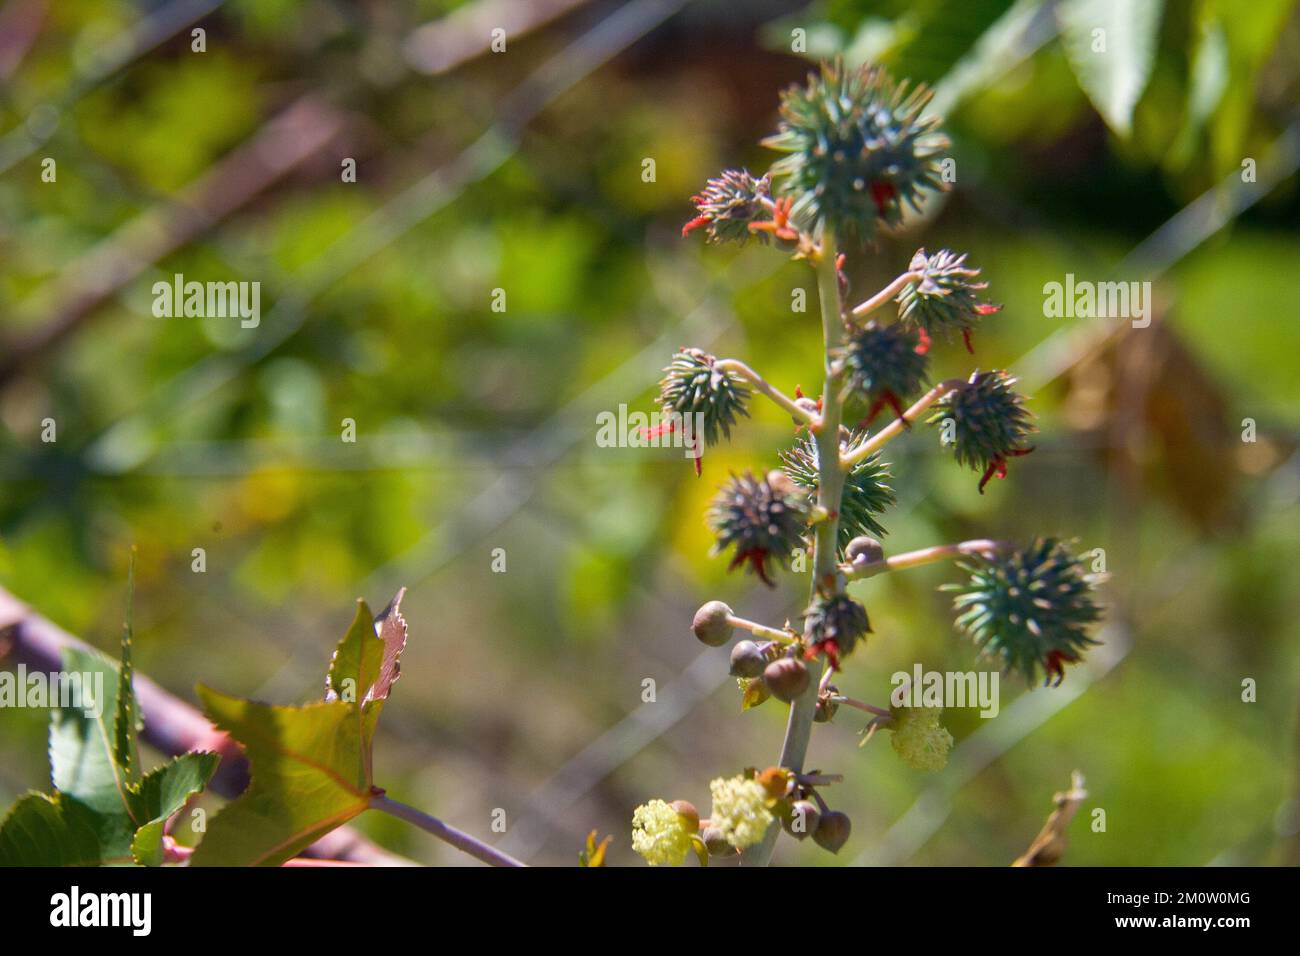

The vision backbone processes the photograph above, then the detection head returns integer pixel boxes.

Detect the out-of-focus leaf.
[0,793,104,866]
[1058,0,1164,136]
[190,692,375,866]
[192,590,407,866]
[129,752,221,866]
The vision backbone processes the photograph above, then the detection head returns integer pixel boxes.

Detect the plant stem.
[726,614,797,643]
[743,234,845,866]
[832,696,893,719]
[848,270,921,320]
[841,378,967,468]
[714,358,816,424]
[842,538,1006,581]
[369,793,526,867]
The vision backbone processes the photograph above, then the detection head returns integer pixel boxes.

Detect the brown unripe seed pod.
[813,810,851,854]
[846,536,885,565]
[763,657,809,702]
[783,799,821,839]
[670,800,700,832]
[814,689,840,723]
[702,826,731,857]
[692,600,734,646]
[730,640,767,678]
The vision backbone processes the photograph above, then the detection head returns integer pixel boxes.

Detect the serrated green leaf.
[190,691,376,866]
[326,601,383,705]
[49,647,136,824]
[113,557,142,786]
[129,752,220,866]
[1059,0,1164,137]
[0,792,106,866]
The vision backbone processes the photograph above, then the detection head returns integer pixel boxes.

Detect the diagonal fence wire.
[0,0,228,176]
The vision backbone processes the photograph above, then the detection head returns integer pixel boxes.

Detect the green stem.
[842,538,1006,581]
[743,234,845,866]
[369,793,526,867]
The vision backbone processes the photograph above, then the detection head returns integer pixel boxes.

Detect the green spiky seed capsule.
[781,432,893,556]
[683,169,772,244]
[836,320,929,423]
[928,370,1035,493]
[708,470,810,586]
[692,600,734,647]
[763,60,950,246]
[659,348,750,449]
[804,592,870,667]
[897,248,999,350]
[946,537,1102,685]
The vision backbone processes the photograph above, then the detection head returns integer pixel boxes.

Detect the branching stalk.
[841,378,967,468]
[849,270,921,320]
[743,233,845,866]
[843,539,1006,581]
[714,358,817,425]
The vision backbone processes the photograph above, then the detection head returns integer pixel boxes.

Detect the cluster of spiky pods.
[631,60,1103,866]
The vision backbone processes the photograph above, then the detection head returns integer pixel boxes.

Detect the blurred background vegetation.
[1,0,1298,866]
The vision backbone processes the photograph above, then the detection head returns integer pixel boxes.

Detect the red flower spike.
[1043,649,1079,687]
[748,196,799,242]
[729,548,776,588]
[977,447,1034,494]
[914,327,931,355]
[869,180,897,215]
[682,215,711,237]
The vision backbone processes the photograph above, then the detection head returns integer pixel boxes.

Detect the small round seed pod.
[814,685,840,723]
[763,657,810,702]
[730,640,767,678]
[669,800,700,833]
[846,535,885,566]
[812,810,852,854]
[692,600,734,647]
[783,800,820,840]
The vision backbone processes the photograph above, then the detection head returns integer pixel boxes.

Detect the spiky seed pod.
[763,657,810,702]
[803,592,871,669]
[708,471,809,586]
[946,538,1102,686]
[729,640,768,678]
[780,431,894,555]
[897,248,1001,352]
[692,600,734,647]
[836,320,929,424]
[928,370,1035,493]
[812,810,852,854]
[682,169,773,244]
[762,60,949,245]
[658,348,750,450]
